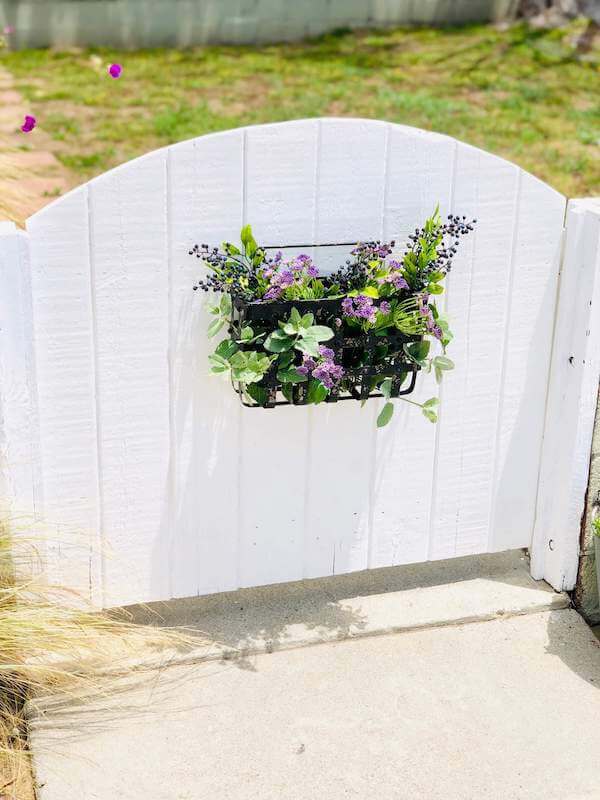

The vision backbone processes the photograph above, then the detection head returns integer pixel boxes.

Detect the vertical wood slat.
[27,189,101,601]
[88,152,170,606]
[531,199,600,590]
[490,175,566,551]
[168,130,245,598]
[238,121,318,587]
[305,119,387,579]
[429,146,521,560]
[0,225,39,525]
[370,126,455,569]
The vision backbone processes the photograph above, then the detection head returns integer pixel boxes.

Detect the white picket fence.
[0,118,599,608]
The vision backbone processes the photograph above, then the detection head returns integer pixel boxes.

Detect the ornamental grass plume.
[0,519,206,793]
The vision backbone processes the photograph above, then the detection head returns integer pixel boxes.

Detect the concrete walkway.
[29,552,600,800]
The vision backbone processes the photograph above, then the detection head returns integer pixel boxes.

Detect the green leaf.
[282,322,298,336]
[224,243,241,256]
[405,340,431,364]
[281,384,294,403]
[307,380,328,404]
[215,339,238,360]
[433,355,454,371]
[208,354,230,373]
[423,397,439,409]
[240,326,254,342]
[246,383,268,406]
[427,283,444,295]
[207,318,225,338]
[290,307,302,326]
[300,313,314,329]
[295,337,321,358]
[377,402,394,428]
[422,407,438,423]
[240,224,253,247]
[278,351,294,369]
[304,325,334,342]
[264,331,294,353]
[208,304,221,316]
[380,378,393,400]
[219,293,232,315]
[277,369,307,384]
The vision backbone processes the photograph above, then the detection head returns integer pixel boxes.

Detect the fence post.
[0,222,38,525]
[531,198,600,590]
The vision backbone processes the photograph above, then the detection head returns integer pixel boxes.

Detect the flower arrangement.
[192,208,475,427]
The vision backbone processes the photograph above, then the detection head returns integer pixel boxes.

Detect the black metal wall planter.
[231,296,421,408]
[192,210,475,427]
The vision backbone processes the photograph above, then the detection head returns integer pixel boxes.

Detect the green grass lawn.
[2,22,599,196]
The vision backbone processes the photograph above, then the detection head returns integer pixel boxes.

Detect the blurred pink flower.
[3,25,15,35]
[108,63,122,79]
[21,115,36,133]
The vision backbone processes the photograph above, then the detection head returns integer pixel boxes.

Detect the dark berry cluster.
[191,243,264,300]
[329,240,396,293]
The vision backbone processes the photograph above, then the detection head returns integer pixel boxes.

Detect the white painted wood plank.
[0,228,40,537]
[88,152,170,607]
[27,189,101,602]
[316,118,388,243]
[168,130,245,597]
[305,119,388,578]
[370,125,455,569]
[237,122,318,587]
[245,120,319,246]
[429,146,521,560]
[531,198,600,590]
[491,175,565,551]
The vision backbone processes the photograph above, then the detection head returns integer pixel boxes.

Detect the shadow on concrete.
[544,608,600,692]
[128,549,544,665]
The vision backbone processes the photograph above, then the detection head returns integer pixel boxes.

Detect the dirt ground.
[0,65,75,226]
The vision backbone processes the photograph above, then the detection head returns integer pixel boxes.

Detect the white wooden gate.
[1,119,599,608]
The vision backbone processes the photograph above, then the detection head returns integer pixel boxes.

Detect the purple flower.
[318,346,335,360]
[279,269,294,287]
[108,63,122,79]
[392,274,409,290]
[379,301,391,315]
[342,295,377,324]
[299,351,344,390]
[20,115,36,133]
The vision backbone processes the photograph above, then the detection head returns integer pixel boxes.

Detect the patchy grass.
[1,22,599,196]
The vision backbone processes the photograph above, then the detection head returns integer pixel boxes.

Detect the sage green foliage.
[203,217,461,427]
[264,307,334,359]
[593,517,600,538]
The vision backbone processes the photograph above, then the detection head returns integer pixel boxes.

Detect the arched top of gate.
[26,118,565,242]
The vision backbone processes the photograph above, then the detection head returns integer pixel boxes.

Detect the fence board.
[370,125,455,568]
[88,152,170,606]
[490,175,565,551]
[27,189,101,600]
[430,146,521,560]
[168,130,245,598]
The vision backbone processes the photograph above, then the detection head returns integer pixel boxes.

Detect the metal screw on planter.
[231,292,421,408]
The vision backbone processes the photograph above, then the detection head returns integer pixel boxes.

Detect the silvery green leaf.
[377,402,394,428]
[207,318,225,338]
